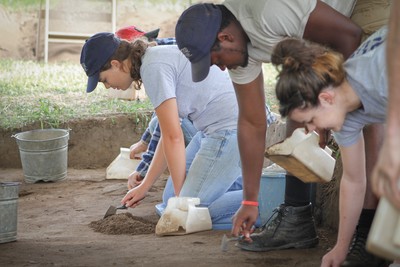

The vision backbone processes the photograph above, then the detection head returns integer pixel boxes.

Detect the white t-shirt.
[333,26,388,147]
[140,45,238,134]
[323,0,356,17]
[223,0,356,84]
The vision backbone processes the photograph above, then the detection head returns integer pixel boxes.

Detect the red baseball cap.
[115,25,160,41]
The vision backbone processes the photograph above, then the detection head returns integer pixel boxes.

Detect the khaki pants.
[351,0,392,40]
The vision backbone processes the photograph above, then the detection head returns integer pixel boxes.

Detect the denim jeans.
[148,115,197,146]
[160,130,243,224]
[180,118,198,146]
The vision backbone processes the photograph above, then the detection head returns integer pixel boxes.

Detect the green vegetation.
[0,0,41,10]
[0,59,153,129]
[0,0,280,129]
[263,63,279,113]
[0,59,279,130]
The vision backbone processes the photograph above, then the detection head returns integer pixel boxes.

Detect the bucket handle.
[11,128,71,139]
[0,181,21,186]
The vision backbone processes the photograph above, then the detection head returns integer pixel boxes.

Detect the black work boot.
[340,226,390,267]
[237,203,318,252]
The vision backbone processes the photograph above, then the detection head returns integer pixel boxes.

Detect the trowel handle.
[122,196,145,208]
[116,204,128,210]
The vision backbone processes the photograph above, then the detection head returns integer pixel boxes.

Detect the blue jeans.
[148,116,197,146]
[160,130,243,225]
[180,118,198,146]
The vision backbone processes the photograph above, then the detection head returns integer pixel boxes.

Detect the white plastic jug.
[155,197,212,236]
[106,148,141,179]
[366,197,400,260]
[265,128,336,183]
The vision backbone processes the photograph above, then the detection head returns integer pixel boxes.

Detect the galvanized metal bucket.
[0,182,20,243]
[14,129,69,183]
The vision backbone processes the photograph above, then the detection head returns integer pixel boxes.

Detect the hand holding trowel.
[103,188,145,219]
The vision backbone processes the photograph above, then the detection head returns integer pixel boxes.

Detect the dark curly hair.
[271,38,346,117]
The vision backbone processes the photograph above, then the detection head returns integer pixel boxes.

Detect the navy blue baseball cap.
[80,32,121,93]
[175,3,221,82]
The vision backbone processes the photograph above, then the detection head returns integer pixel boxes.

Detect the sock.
[284,175,312,207]
[357,209,376,229]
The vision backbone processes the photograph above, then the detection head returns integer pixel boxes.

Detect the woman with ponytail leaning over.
[271,26,394,267]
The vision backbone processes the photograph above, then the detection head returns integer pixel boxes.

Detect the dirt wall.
[1,113,287,169]
[0,113,151,169]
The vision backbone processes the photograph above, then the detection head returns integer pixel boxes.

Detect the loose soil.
[0,168,337,267]
[89,213,156,235]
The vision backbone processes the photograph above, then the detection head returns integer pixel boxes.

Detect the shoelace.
[261,206,284,235]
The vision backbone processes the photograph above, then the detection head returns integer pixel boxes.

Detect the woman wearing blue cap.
[80,32,276,228]
[114,27,198,189]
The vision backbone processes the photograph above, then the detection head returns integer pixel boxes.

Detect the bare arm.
[322,137,367,267]
[122,136,169,207]
[303,0,362,59]
[371,2,400,209]
[231,72,267,237]
[155,98,186,196]
[121,98,186,207]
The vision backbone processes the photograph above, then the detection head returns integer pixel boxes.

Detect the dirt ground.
[0,168,337,267]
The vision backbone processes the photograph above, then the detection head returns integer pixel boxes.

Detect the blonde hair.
[271,38,346,117]
[100,38,156,89]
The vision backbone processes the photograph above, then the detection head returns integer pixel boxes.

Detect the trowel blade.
[221,234,241,252]
[103,205,117,219]
[103,204,128,219]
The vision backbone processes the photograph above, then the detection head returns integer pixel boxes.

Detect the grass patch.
[263,63,279,113]
[0,0,41,11]
[0,58,279,130]
[0,59,152,129]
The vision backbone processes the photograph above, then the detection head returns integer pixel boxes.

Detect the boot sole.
[237,237,319,252]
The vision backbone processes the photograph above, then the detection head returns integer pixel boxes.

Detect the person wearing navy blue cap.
[81,32,121,93]
[80,31,276,230]
[175,1,389,267]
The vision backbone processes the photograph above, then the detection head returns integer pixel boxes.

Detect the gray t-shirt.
[333,26,388,147]
[140,45,238,134]
[223,0,356,84]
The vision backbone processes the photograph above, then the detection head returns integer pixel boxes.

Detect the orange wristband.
[241,200,259,207]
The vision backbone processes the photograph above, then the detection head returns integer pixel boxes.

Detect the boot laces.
[261,205,284,234]
[347,227,368,258]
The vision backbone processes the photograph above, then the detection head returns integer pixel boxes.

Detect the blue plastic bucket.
[258,171,286,225]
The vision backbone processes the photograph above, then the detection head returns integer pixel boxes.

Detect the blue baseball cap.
[175,3,221,82]
[80,32,121,93]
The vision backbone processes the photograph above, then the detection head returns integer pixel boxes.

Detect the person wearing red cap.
[175,1,389,266]
[115,25,160,42]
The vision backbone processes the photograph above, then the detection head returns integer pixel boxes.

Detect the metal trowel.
[103,196,145,219]
[103,204,127,219]
[221,234,240,252]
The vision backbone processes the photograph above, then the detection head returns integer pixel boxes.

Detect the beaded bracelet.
[241,200,259,207]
